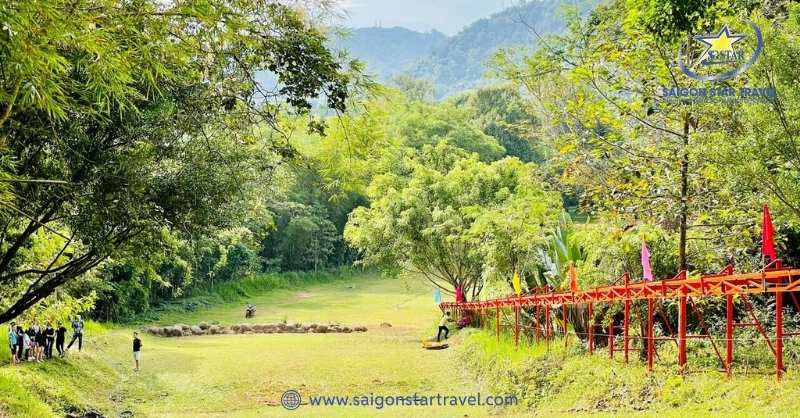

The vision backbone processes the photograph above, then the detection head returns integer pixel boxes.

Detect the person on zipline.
[437,311,451,342]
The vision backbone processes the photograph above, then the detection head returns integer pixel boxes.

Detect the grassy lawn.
[460,329,800,417]
[80,272,507,418]
[5,270,799,417]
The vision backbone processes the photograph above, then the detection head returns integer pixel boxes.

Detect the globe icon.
[281,390,302,410]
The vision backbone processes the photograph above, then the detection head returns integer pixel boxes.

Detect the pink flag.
[641,241,653,281]
[762,204,777,262]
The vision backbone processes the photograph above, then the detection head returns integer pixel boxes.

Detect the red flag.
[455,286,464,303]
[568,262,579,292]
[762,204,777,261]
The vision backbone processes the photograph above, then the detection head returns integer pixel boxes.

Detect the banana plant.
[533,212,586,290]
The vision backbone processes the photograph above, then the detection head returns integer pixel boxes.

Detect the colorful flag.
[568,261,579,292]
[434,288,441,305]
[641,241,653,281]
[512,271,522,296]
[762,203,777,262]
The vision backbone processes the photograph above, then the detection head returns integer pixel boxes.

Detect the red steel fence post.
[678,290,687,372]
[624,272,630,364]
[609,303,615,359]
[647,298,654,371]
[624,299,630,363]
[776,291,784,381]
[515,303,520,348]
[588,302,594,354]
[496,305,500,342]
[545,304,551,350]
[726,293,733,378]
[563,304,568,347]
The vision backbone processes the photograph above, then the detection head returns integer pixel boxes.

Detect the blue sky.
[339,0,520,35]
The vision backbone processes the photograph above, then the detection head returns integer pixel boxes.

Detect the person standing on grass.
[22,328,31,361]
[437,311,451,342]
[26,325,37,361]
[35,322,47,361]
[67,315,84,353]
[8,322,17,365]
[132,332,142,372]
[44,322,55,358]
[55,322,67,358]
[15,326,24,362]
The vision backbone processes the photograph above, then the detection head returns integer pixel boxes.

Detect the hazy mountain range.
[333,0,584,98]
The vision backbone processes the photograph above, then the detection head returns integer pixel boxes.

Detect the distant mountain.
[332,27,447,81]
[334,1,586,98]
[411,0,577,97]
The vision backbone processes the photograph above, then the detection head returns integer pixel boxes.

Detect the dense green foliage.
[3,0,800,336]
[495,0,800,276]
[345,142,562,300]
[0,0,358,323]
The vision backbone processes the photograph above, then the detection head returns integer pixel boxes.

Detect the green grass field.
[7,270,800,417]
[1,271,511,417]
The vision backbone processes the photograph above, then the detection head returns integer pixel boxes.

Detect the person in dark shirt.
[44,322,55,358]
[55,322,67,358]
[35,323,47,361]
[27,326,40,362]
[132,332,142,372]
[15,326,24,362]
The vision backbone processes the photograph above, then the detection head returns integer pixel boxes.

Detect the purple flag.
[641,241,653,281]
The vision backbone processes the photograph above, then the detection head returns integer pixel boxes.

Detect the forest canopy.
[2,0,799,321]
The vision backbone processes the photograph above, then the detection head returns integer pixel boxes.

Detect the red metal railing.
[440,262,800,380]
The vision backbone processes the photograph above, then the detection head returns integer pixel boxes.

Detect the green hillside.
[332,27,446,81]
[334,1,589,97]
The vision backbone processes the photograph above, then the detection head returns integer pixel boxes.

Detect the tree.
[496,0,765,272]
[264,202,339,271]
[391,74,436,102]
[0,0,356,322]
[387,97,506,161]
[454,84,544,163]
[345,142,562,300]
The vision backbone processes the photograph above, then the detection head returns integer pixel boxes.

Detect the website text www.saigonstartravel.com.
[279,390,518,411]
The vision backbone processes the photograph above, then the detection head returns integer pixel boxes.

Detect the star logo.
[693,25,745,64]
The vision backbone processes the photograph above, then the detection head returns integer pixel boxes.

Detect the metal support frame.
[442,263,800,379]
